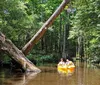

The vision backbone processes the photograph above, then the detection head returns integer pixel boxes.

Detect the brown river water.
[0,61,100,85]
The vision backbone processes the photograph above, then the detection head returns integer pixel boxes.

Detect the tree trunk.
[0,32,41,72]
[59,14,63,54]
[77,32,84,61]
[22,0,70,55]
[62,25,66,58]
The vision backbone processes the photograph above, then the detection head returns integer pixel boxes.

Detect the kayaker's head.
[66,59,69,62]
[60,58,64,62]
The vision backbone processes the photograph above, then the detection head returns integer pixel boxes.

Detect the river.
[0,61,100,85]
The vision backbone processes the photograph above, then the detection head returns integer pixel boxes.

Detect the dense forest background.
[0,0,100,65]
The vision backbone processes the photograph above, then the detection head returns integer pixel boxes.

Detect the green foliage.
[0,53,11,63]
[70,0,100,62]
[26,53,60,65]
[0,0,40,46]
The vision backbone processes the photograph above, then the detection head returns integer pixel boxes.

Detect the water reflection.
[75,61,100,85]
[0,62,100,85]
[0,69,38,85]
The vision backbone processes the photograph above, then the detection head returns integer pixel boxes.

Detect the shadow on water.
[0,68,38,85]
[0,61,100,85]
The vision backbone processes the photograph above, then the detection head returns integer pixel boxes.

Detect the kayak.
[57,65,75,74]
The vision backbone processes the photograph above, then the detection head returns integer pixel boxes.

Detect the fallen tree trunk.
[22,0,70,55]
[0,32,41,72]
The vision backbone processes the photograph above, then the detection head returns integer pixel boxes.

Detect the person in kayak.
[66,59,75,66]
[58,58,65,66]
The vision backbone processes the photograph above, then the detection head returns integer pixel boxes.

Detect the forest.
[0,0,100,69]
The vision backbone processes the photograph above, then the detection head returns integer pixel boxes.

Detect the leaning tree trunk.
[0,0,70,72]
[22,0,70,55]
[0,32,41,72]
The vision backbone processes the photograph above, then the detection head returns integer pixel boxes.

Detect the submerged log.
[0,32,41,72]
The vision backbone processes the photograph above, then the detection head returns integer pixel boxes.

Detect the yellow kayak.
[57,65,75,74]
